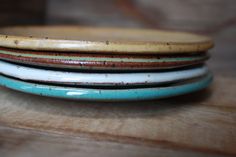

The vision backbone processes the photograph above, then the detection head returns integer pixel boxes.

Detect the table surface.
[0,1,236,157]
[0,36,235,157]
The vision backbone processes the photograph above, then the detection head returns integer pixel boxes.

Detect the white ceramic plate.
[0,60,208,86]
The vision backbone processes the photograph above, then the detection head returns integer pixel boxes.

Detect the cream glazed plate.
[0,60,208,86]
[0,26,213,54]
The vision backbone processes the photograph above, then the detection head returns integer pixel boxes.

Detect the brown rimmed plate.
[0,47,209,71]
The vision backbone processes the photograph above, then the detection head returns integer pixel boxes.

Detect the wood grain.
[1,125,230,157]
[0,73,235,157]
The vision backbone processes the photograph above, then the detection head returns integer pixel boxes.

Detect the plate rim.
[0,26,214,54]
[0,60,209,86]
[0,47,209,70]
[0,73,213,101]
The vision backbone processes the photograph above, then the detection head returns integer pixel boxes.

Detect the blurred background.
[0,0,235,33]
[1,0,235,75]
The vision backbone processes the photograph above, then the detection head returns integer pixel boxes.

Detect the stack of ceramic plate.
[0,26,213,101]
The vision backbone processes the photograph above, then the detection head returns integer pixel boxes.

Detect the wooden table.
[0,0,236,156]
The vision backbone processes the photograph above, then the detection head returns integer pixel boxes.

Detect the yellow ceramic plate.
[0,26,213,54]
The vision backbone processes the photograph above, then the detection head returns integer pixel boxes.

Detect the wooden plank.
[0,125,229,157]
[0,73,235,156]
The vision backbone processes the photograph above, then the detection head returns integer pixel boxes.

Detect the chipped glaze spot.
[14,40,19,45]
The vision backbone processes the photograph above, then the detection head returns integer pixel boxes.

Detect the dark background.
[0,0,235,33]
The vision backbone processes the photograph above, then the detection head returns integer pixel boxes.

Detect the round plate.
[0,26,213,54]
[0,60,208,86]
[0,47,209,70]
[0,73,213,101]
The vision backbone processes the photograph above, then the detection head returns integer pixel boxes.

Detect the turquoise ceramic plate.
[0,73,213,101]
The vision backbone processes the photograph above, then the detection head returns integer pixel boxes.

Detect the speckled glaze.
[0,60,208,86]
[0,73,213,101]
[0,26,213,54]
[0,47,209,70]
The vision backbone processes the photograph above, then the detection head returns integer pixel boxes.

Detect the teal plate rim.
[0,73,213,101]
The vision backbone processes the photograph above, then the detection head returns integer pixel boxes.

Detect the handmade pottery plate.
[0,73,213,101]
[0,47,209,70]
[0,26,213,54]
[0,60,208,86]
[0,61,208,86]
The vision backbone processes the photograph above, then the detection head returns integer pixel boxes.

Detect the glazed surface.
[0,47,209,70]
[0,26,213,54]
[0,60,209,86]
[0,73,213,101]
